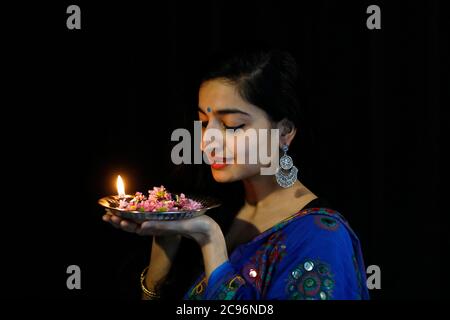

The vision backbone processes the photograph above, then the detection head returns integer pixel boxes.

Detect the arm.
[103,210,231,297]
[143,235,182,298]
[102,210,182,299]
[196,222,229,281]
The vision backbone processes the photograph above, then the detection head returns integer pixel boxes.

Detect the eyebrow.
[198,107,250,117]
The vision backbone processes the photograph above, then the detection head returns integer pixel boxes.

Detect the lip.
[210,157,232,169]
[211,163,228,169]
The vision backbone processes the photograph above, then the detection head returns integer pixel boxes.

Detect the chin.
[211,167,236,183]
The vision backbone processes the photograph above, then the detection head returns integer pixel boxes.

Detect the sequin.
[304,278,316,288]
[291,269,302,279]
[320,291,327,300]
[323,279,334,289]
[249,269,258,278]
[317,264,329,275]
[304,261,314,271]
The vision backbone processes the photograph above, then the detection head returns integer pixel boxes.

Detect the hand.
[102,209,219,246]
[102,209,229,279]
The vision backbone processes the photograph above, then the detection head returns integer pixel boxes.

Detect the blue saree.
[184,200,369,300]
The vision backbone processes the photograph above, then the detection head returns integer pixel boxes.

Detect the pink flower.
[143,200,156,212]
[117,185,202,212]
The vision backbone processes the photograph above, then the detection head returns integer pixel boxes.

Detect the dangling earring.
[275,144,298,188]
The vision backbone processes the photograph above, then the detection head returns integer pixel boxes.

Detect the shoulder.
[284,208,353,234]
[282,208,358,254]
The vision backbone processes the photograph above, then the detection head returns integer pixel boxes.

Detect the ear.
[276,118,297,147]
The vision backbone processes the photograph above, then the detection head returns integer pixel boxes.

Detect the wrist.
[144,272,166,291]
[140,266,162,300]
[199,224,229,279]
[194,220,222,247]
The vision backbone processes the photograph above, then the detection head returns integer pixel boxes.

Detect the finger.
[105,215,122,229]
[120,219,138,233]
[110,214,122,225]
[102,215,120,229]
[102,209,115,222]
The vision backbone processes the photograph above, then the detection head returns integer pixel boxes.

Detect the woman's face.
[198,79,277,183]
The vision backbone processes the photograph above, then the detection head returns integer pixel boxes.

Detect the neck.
[242,174,279,205]
[242,175,316,212]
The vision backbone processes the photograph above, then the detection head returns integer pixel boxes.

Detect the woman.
[103,48,370,300]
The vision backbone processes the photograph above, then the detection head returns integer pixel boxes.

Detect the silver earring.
[275,144,298,188]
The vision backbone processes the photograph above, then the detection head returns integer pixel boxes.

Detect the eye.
[223,123,245,130]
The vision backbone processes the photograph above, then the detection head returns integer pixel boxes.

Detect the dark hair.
[199,47,302,137]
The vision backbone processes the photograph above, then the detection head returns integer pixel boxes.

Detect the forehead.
[199,80,250,111]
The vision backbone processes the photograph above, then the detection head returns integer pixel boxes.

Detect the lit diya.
[98,175,221,222]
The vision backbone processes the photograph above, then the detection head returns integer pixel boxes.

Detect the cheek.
[224,131,272,165]
[224,133,257,158]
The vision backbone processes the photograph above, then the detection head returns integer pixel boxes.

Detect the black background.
[2,0,445,300]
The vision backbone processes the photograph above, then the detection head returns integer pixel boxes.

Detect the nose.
[201,125,225,159]
[200,128,209,152]
[201,129,219,152]
[200,120,218,151]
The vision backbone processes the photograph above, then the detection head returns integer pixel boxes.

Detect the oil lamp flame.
[117,175,125,198]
